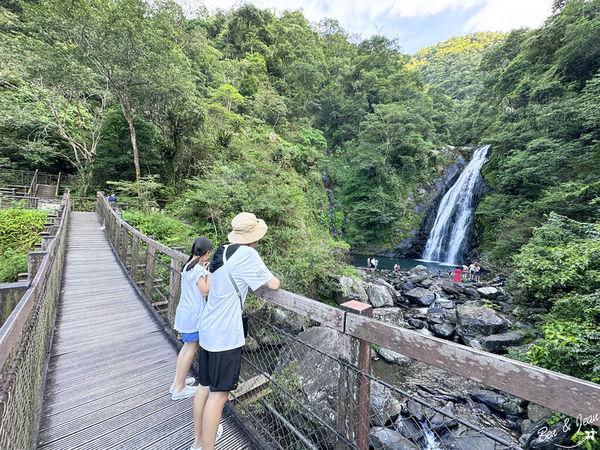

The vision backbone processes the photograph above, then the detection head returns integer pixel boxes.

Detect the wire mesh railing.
[95,191,600,450]
[232,311,527,450]
[0,168,76,189]
[0,191,70,449]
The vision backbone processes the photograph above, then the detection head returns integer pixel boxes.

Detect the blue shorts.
[180,332,199,343]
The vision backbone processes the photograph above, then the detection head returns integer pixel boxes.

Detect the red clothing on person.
[453,268,462,282]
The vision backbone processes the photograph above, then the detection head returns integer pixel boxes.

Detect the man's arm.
[266,276,280,290]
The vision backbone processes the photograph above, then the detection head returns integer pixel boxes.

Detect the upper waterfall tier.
[422,145,490,264]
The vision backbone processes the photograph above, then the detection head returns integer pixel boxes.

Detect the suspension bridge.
[0,189,598,449]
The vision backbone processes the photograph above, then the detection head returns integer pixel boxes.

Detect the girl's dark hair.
[185,237,213,271]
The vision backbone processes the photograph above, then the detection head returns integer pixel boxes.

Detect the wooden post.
[130,228,140,282]
[120,224,129,265]
[167,247,184,326]
[27,251,47,280]
[340,301,372,450]
[40,233,53,251]
[145,242,157,300]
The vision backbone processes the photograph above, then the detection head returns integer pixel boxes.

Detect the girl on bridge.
[171,237,213,400]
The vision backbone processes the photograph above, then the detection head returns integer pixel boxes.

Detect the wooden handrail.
[95,191,600,426]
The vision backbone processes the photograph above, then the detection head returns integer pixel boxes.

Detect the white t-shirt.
[198,245,274,352]
[174,261,208,334]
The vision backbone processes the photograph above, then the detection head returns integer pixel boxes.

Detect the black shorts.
[197,346,242,392]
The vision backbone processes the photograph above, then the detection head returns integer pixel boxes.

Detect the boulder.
[520,418,574,449]
[419,278,434,289]
[469,389,527,417]
[370,381,404,426]
[394,416,426,445]
[366,283,395,307]
[369,427,419,450]
[405,287,435,306]
[527,403,554,423]
[428,402,459,434]
[431,323,455,338]
[373,307,405,327]
[407,265,429,284]
[463,287,480,298]
[444,428,515,450]
[398,282,414,292]
[406,399,425,422]
[269,305,311,335]
[426,310,445,325]
[477,286,501,299]
[440,281,461,297]
[244,336,259,351]
[481,331,526,353]
[378,347,411,365]
[337,276,369,303]
[433,298,455,309]
[456,302,509,341]
[441,309,457,324]
[273,326,347,436]
[407,318,426,329]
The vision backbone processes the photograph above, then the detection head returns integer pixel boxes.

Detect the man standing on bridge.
[191,212,280,450]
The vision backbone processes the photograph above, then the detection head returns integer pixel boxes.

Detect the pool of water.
[352,254,457,274]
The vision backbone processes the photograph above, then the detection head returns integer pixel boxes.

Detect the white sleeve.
[241,250,274,291]
[192,265,208,284]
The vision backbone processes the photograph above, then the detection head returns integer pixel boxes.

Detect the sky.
[176,0,554,53]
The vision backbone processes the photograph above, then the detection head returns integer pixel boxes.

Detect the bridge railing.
[95,192,600,450]
[0,168,76,189]
[0,191,70,449]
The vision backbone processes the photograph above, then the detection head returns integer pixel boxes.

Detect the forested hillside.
[415,0,600,382]
[0,0,453,296]
[1,0,599,303]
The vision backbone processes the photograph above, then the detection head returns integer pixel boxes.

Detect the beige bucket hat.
[227,212,268,244]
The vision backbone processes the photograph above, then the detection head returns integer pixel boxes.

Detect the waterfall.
[422,145,490,264]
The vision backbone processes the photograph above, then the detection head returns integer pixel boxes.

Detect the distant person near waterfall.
[453,267,462,282]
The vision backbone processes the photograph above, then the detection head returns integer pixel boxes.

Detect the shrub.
[0,208,48,283]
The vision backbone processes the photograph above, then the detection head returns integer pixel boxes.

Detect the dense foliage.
[393,1,600,383]
[0,208,48,282]
[510,214,600,383]
[0,0,449,296]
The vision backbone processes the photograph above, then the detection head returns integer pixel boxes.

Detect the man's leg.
[200,391,229,450]
[192,385,210,449]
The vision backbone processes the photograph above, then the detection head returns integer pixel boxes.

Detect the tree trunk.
[81,163,94,197]
[119,93,141,181]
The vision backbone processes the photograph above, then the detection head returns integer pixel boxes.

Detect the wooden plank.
[345,314,600,424]
[253,286,345,332]
[38,211,254,448]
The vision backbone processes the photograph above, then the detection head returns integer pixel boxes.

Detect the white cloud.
[464,0,553,32]
[177,0,554,38]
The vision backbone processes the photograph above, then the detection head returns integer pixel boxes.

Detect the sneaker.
[188,424,222,450]
[171,385,197,400]
[169,377,195,394]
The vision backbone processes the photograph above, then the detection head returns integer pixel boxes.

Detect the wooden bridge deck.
[37,212,254,449]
